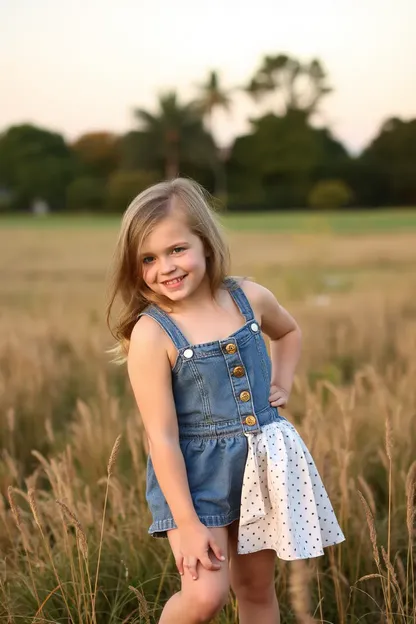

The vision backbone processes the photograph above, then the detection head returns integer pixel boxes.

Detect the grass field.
[1,211,415,623]
[1,207,416,233]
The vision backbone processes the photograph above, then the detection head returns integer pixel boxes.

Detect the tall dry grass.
[0,224,415,622]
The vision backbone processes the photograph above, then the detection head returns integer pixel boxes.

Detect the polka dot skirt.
[238,420,345,559]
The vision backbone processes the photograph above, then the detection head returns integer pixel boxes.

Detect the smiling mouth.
[162,275,187,286]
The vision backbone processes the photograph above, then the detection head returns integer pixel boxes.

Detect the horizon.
[1,0,416,154]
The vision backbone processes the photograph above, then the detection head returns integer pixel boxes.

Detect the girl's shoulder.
[130,313,170,354]
[226,275,277,308]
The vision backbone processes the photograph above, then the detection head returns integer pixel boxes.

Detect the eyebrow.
[140,241,189,257]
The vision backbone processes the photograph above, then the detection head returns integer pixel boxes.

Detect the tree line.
[0,53,415,213]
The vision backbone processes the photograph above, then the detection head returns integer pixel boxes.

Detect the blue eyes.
[142,247,185,264]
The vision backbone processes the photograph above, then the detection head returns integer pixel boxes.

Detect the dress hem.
[148,509,240,537]
[237,535,346,559]
[149,509,241,538]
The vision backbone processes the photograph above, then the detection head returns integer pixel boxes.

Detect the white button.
[250,322,259,332]
[183,348,194,359]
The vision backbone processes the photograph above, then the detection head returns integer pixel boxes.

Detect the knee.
[190,586,229,623]
[232,575,275,605]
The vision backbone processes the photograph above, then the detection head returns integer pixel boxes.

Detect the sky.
[1,0,415,154]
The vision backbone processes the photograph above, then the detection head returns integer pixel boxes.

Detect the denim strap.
[139,305,189,350]
[224,277,255,322]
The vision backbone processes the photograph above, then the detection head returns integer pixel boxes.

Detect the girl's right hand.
[176,521,226,580]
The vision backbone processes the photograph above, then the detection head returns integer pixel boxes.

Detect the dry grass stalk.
[7,486,22,529]
[357,573,386,582]
[28,488,41,530]
[107,434,122,476]
[92,433,122,620]
[357,475,376,516]
[395,555,406,592]
[129,586,150,624]
[7,486,43,616]
[406,462,416,543]
[385,413,393,463]
[406,461,416,499]
[406,482,415,544]
[56,500,88,560]
[381,546,401,595]
[357,490,380,568]
[288,560,315,624]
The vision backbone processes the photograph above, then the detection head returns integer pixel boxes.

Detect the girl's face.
[139,211,208,303]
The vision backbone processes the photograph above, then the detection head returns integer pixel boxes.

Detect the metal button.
[232,366,245,377]
[250,322,259,332]
[183,348,194,359]
[245,415,257,426]
[225,343,237,354]
[240,390,251,402]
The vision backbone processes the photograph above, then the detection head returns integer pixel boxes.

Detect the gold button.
[245,415,257,426]
[232,366,245,378]
[225,343,237,354]
[240,390,251,402]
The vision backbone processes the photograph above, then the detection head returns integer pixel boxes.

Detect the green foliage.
[134,91,218,179]
[106,170,159,213]
[1,55,416,212]
[66,176,106,212]
[308,179,353,209]
[0,124,75,210]
[357,117,416,206]
[228,110,349,209]
[246,54,332,118]
[71,132,120,179]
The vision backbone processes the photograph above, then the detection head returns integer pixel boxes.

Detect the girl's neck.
[169,276,215,315]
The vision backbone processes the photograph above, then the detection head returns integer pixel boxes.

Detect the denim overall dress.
[140,278,345,559]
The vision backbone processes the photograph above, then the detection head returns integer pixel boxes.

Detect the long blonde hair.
[106,178,230,362]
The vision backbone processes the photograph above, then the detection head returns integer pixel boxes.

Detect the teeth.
[164,276,184,286]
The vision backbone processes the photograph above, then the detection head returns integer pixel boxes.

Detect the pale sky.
[1,0,415,154]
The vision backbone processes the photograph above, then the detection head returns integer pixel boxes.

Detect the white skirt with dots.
[238,418,345,558]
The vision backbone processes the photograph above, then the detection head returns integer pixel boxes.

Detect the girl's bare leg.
[228,521,280,624]
[159,526,230,624]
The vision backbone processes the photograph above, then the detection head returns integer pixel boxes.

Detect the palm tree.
[193,70,232,137]
[193,70,233,200]
[246,54,332,119]
[134,92,215,179]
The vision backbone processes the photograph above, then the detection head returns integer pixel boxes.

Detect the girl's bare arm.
[243,281,302,397]
[127,315,199,528]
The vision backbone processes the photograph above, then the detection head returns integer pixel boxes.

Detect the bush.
[66,176,105,212]
[308,179,353,209]
[106,170,159,213]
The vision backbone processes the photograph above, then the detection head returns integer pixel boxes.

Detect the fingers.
[270,396,286,407]
[209,540,226,563]
[183,556,199,580]
[182,543,225,580]
[269,385,288,407]
[175,555,184,576]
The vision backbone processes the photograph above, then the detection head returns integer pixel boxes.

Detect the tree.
[134,92,217,179]
[0,124,74,210]
[193,70,232,136]
[357,117,416,206]
[193,70,233,200]
[71,132,120,179]
[106,170,159,212]
[66,176,106,212]
[227,110,350,209]
[308,179,353,209]
[246,54,332,119]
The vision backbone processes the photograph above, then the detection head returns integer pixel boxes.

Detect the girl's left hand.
[269,385,289,408]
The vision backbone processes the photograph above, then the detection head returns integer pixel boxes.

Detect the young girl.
[107,178,344,624]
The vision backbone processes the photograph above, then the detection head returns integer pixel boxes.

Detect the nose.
[159,255,176,275]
